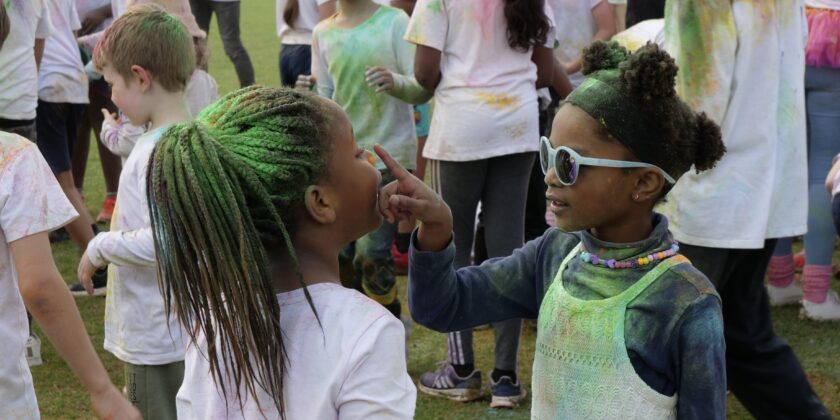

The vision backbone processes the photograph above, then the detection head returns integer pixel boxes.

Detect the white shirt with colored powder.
[0,132,77,419]
[86,126,186,365]
[405,0,554,162]
[176,283,416,419]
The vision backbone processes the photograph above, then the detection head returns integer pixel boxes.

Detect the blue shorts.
[414,102,431,138]
[35,101,86,174]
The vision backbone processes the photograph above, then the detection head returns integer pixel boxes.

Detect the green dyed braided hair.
[147,86,333,416]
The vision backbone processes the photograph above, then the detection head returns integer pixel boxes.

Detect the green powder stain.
[427,0,442,13]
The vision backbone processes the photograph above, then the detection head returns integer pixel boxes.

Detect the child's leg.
[35,101,95,250]
[482,153,534,381]
[767,237,795,288]
[71,110,90,192]
[434,159,484,372]
[189,0,212,33]
[211,0,255,87]
[125,361,185,420]
[88,80,122,217]
[802,66,840,305]
[417,159,485,401]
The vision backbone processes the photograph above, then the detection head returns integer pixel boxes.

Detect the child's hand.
[375,145,452,251]
[77,254,99,296]
[365,67,395,93]
[91,384,141,420]
[295,75,315,91]
[101,108,118,126]
[827,155,840,195]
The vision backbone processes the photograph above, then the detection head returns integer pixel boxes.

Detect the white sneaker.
[766,282,803,306]
[801,291,840,321]
[26,334,42,366]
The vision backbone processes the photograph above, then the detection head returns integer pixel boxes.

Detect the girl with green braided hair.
[148,85,416,419]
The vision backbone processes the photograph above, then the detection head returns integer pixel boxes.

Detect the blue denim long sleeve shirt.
[408,214,725,420]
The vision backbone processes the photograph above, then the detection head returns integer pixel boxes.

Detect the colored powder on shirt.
[475,91,520,109]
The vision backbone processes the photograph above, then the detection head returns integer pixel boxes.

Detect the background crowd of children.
[0,0,839,419]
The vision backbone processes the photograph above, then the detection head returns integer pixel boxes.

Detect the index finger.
[374,144,411,181]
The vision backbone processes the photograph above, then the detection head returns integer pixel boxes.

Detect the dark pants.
[680,240,832,420]
[625,0,666,27]
[189,0,254,87]
[279,44,311,87]
[0,119,37,142]
[35,101,86,174]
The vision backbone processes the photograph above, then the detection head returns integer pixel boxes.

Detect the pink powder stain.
[475,0,496,39]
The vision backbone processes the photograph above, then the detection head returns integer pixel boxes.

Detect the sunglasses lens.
[557,150,577,184]
[539,140,549,173]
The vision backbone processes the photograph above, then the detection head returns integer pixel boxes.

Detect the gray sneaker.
[418,362,483,402]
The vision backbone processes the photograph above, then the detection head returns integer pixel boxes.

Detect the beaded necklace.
[579,242,679,269]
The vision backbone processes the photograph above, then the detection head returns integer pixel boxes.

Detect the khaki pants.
[125,361,185,420]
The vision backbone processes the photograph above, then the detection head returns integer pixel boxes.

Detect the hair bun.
[691,112,726,171]
[581,41,629,75]
[620,43,678,101]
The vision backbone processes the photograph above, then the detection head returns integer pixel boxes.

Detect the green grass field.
[33,2,840,418]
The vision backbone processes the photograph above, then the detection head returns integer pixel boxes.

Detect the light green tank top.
[531,243,685,419]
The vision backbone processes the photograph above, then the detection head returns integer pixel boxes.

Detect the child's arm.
[564,0,617,75]
[99,109,144,158]
[825,154,840,194]
[337,315,415,419]
[78,226,156,292]
[674,294,726,419]
[532,46,555,89]
[311,33,335,98]
[12,234,141,419]
[404,0,445,92]
[364,13,433,105]
[375,146,543,332]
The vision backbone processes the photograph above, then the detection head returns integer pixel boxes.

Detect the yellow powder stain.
[476,92,521,110]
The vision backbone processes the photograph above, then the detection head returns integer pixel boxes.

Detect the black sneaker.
[69,266,108,296]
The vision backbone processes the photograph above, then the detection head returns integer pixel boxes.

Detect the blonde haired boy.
[76,4,195,419]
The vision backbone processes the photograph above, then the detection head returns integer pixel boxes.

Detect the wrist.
[417,220,452,252]
[85,236,106,268]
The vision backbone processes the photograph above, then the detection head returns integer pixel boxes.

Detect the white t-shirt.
[39,0,90,104]
[87,126,186,365]
[658,0,808,248]
[276,0,330,44]
[612,19,665,52]
[405,0,554,161]
[177,283,416,420]
[551,0,605,87]
[0,132,78,419]
[0,0,53,120]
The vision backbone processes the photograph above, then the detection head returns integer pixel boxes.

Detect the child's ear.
[632,168,666,203]
[130,65,153,92]
[303,185,337,224]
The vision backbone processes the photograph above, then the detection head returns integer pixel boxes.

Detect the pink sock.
[767,255,795,288]
[802,265,832,303]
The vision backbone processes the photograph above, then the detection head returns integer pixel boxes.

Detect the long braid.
[148,86,333,416]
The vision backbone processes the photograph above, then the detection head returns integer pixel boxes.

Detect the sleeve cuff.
[408,228,456,258]
[85,233,107,268]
